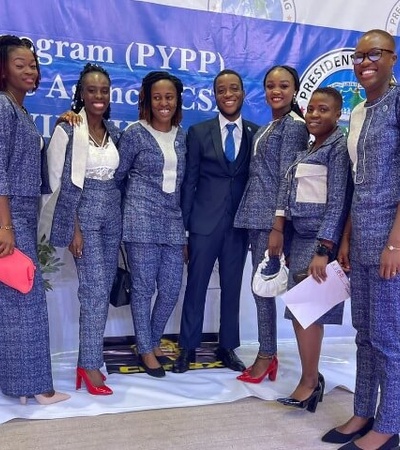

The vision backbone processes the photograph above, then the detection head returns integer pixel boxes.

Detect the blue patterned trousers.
[351,261,400,434]
[75,179,121,369]
[248,229,277,355]
[126,242,184,354]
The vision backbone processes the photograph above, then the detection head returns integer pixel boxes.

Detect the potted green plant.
[37,234,64,291]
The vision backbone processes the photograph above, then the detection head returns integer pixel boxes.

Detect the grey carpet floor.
[1,388,353,450]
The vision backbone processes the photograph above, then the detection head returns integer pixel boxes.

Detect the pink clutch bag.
[0,248,36,294]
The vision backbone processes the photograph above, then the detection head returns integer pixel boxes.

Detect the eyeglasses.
[350,48,394,65]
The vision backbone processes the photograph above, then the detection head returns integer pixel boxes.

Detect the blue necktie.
[225,123,236,162]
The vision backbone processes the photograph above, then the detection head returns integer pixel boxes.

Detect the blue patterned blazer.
[40,119,121,247]
[235,111,308,230]
[0,93,43,197]
[348,86,400,264]
[114,121,187,245]
[287,126,352,245]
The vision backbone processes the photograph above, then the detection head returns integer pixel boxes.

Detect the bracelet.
[387,244,400,251]
[0,224,14,230]
[271,226,283,233]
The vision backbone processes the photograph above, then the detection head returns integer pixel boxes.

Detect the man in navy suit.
[172,69,258,373]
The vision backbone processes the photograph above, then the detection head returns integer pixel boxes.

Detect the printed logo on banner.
[215,0,296,21]
[125,43,225,75]
[386,1,400,35]
[298,48,364,132]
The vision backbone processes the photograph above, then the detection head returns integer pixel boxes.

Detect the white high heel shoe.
[20,391,70,405]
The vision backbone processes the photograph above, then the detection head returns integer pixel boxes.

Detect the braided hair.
[263,65,304,119]
[0,35,41,91]
[71,62,111,120]
[139,71,183,127]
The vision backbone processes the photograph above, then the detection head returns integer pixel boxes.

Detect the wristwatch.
[315,243,332,257]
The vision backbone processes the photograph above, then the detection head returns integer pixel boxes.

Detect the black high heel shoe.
[318,372,325,402]
[277,378,324,413]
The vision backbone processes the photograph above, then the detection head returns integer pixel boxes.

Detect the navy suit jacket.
[181,116,258,235]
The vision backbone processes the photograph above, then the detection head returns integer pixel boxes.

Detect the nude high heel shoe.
[20,391,70,405]
[34,392,71,405]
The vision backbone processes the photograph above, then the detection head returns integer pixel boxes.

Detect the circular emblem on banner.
[219,0,296,21]
[386,1,400,35]
[298,48,364,131]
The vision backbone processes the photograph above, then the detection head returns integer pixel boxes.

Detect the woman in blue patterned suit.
[41,63,122,395]
[114,71,186,378]
[277,87,351,413]
[322,29,400,450]
[234,66,308,383]
[0,35,69,405]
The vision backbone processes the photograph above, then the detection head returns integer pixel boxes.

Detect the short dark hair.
[312,87,343,110]
[138,71,183,127]
[72,63,112,120]
[213,69,244,92]
[0,35,41,91]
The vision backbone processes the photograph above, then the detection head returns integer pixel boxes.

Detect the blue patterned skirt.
[0,196,53,397]
[284,220,344,325]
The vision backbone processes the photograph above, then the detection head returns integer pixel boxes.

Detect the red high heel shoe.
[237,355,278,383]
[76,367,113,395]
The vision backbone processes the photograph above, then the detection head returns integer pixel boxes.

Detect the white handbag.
[252,250,288,298]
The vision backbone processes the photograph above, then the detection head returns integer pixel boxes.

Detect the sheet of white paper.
[280,260,350,329]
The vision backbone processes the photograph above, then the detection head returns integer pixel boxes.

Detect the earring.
[292,93,298,105]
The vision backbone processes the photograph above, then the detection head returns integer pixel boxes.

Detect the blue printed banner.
[0,1,395,136]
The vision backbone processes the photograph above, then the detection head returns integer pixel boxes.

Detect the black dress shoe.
[338,433,399,450]
[322,417,374,444]
[171,349,196,373]
[215,348,246,372]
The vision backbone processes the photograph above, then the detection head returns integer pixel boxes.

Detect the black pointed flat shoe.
[138,355,166,378]
[321,417,374,444]
[337,433,399,450]
[155,355,172,365]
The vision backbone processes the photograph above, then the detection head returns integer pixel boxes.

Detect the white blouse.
[85,136,119,180]
[140,120,178,193]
